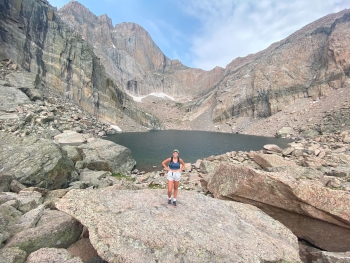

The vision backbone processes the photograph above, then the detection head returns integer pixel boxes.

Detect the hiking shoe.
[173,200,177,207]
[168,199,171,205]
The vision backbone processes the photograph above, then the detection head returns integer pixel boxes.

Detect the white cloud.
[178,0,350,70]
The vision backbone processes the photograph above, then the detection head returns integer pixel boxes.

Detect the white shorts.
[167,171,181,181]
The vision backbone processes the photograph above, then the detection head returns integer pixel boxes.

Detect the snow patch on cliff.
[131,92,176,102]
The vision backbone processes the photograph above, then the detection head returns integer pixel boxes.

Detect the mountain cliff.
[60,0,349,132]
[1,0,349,135]
[0,0,163,129]
[205,9,350,122]
[57,1,224,100]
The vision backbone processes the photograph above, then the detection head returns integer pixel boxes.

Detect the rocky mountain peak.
[59,1,97,26]
[58,1,113,31]
[0,0,163,131]
[211,65,224,73]
[59,2,148,36]
[98,14,113,28]
[55,1,227,100]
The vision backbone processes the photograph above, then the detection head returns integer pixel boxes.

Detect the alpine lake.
[104,130,292,172]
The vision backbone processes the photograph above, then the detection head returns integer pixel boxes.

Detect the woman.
[162,149,185,207]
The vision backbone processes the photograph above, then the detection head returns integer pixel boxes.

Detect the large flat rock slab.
[54,130,88,146]
[254,153,297,169]
[208,163,350,252]
[56,188,301,263]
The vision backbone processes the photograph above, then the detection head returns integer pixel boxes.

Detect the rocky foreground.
[56,189,300,263]
[1,122,350,262]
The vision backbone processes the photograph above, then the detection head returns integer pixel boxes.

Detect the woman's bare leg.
[173,181,179,199]
[167,180,174,198]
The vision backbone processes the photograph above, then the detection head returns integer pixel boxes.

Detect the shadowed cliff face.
[0,0,163,129]
[57,1,225,100]
[208,9,350,122]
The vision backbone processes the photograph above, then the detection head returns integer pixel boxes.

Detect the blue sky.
[49,0,349,70]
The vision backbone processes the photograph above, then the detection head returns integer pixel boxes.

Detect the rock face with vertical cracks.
[208,163,350,252]
[209,10,350,122]
[2,0,350,127]
[58,4,350,125]
[57,1,225,100]
[0,0,162,129]
[56,188,301,263]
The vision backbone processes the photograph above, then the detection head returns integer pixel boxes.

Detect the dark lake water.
[104,130,292,172]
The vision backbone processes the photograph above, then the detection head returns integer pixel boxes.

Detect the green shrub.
[111,174,135,182]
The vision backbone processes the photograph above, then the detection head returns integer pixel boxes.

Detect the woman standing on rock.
[162,149,185,207]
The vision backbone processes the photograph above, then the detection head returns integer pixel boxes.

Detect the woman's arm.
[162,158,171,171]
[180,158,185,171]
